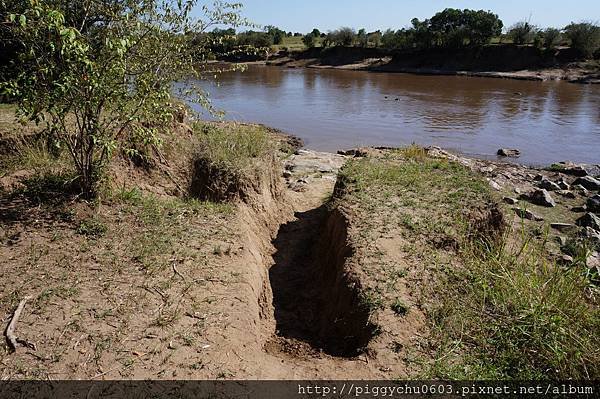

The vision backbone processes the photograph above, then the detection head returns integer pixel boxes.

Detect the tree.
[236,30,273,48]
[464,9,503,46]
[542,28,562,50]
[381,29,398,49]
[302,33,315,48]
[357,28,367,47]
[564,22,600,58]
[428,8,502,48]
[330,27,356,46]
[311,28,321,37]
[2,0,247,197]
[410,18,433,49]
[508,21,538,45]
[367,30,382,47]
[264,25,284,45]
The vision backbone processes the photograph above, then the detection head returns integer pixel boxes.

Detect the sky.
[228,0,600,33]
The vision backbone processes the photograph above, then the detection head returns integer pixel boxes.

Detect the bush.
[328,27,356,46]
[508,21,538,45]
[564,22,600,58]
[2,0,247,198]
[429,8,503,48]
[542,28,562,49]
[302,33,316,48]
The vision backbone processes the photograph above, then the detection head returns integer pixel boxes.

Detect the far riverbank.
[260,45,600,84]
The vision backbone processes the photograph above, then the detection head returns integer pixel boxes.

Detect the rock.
[503,197,519,205]
[538,178,561,191]
[337,148,368,158]
[289,182,308,192]
[576,213,600,230]
[588,252,600,269]
[497,148,521,157]
[581,227,600,244]
[283,171,292,179]
[557,178,570,190]
[556,236,568,247]
[489,180,501,191]
[530,189,556,207]
[571,205,587,213]
[514,187,522,195]
[513,207,544,221]
[573,176,600,191]
[480,166,495,173]
[533,174,544,181]
[573,184,589,196]
[549,162,588,177]
[587,194,600,213]
[556,190,576,199]
[558,254,574,265]
[550,223,576,232]
[318,166,334,174]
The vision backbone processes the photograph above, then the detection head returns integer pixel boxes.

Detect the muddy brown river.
[193,65,600,166]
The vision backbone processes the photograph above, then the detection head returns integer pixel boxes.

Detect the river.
[192,65,600,166]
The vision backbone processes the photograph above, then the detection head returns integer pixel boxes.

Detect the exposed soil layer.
[270,204,376,357]
[266,45,600,84]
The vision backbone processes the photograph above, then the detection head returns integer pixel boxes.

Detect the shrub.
[2,0,247,198]
[564,22,600,58]
[302,33,316,48]
[543,28,562,49]
[508,21,538,45]
[329,27,356,46]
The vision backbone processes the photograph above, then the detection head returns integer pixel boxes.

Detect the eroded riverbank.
[1,104,598,379]
[263,45,600,84]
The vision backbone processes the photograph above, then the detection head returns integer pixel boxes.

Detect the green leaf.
[19,14,26,27]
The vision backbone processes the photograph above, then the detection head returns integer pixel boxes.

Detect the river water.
[193,65,600,166]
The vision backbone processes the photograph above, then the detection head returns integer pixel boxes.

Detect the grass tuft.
[193,122,274,172]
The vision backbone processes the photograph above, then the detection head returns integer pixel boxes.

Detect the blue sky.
[230,0,599,33]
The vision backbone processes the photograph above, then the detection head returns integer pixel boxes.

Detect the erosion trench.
[215,149,388,378]
[266,153,376,349]
[268,204,376,358]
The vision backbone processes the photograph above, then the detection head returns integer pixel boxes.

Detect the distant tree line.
[297,9,600,59]
[178,8,600,61]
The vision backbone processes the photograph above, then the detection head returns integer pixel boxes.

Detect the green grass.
[431,234,600,379]
[336,148,599,379]
[193,122,275,173]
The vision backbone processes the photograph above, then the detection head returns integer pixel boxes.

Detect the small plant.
[115,186,142,204]
[391,298,409,316]
[77,218,107,238]
[359,290,384,312]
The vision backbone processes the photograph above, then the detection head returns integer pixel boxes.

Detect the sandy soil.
[1,132,597,380]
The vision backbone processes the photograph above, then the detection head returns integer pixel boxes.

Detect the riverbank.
[265,45,600,84]
[1,103,599,379]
